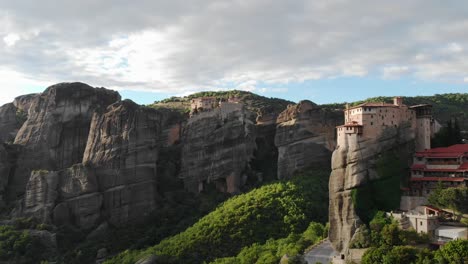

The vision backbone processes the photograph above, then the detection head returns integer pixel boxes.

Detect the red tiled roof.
[423,168,467,172]
[415,144,468,158]
[348,102,399,110]
[411,164,426,169]
[459,163,468,169]
[422,205,442,212]
[410,177,466,182]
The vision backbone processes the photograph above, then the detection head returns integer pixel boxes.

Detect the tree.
[429,187,468,217]
[434,239,468,264]
[432,119,463,148]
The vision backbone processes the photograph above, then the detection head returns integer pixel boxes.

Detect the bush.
[434,239,468,264]
[0,225,48,263]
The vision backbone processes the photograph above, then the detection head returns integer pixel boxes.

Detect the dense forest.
[105,168,330,264]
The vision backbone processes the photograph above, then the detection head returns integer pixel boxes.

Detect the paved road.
[304,239,339,264]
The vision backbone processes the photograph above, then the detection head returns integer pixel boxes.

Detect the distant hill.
[321,93,468,131]
[149,90,294,116]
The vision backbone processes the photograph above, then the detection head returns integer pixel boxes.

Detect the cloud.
[3,33,20,46]
[445,42,463,53]
[383,66,410,79]
[0,0,468,104]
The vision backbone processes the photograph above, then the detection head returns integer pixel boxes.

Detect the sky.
[1,1,468,106]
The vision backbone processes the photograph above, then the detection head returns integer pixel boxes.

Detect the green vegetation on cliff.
[150,90,294,116]
[105,167,330,264]
[0,225,49,263]
[351,151,405,223]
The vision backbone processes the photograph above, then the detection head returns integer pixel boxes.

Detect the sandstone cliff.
[179,105,256,193]
[0,103,21,143]
[275,101,337,179]
[17,99,182,229]
[329,123,415,253]
[8,83,120,201]
[0,94,37,143]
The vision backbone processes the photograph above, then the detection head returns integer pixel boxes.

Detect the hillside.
[150,90,294,116]
[105,167,330,264]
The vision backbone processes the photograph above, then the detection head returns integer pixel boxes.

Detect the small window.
[371,122,373,125]
[420,221,423,226]
[371,115,373,118]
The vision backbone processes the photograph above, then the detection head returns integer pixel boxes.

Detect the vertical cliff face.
[18,99,179,229]
[179,105,256,193]
[0,94,38,144]
[0,103,21,143]
[83,100,169,226]
[329,124,415,253]
[8,83,120,201]
[274,101,337,179]
[0,144,13,208]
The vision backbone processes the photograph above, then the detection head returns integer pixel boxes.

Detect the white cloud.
[3,33,20,46]
[0,0,468,102]
[463,77,468,83]
[445,42,463,53]
[342,65,368,77]
[383,66,410,79]
[0,69,49,105]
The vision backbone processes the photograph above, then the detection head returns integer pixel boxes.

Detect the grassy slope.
[105,167,330,264]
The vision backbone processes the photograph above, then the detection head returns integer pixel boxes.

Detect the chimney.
[394,96,403,106]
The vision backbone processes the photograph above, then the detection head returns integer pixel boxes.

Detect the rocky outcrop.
[83,100,170,227]
[329,124,415,253]
[0,94,38,143]
[180,105,256,193]
[0,103,21,143]
[13,93,37,113]
[8,83,120,201]
[17,99,180,229]
[275,101,337,179]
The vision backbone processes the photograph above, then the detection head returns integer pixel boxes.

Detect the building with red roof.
[336,97,440,151]
[410,144,468,196]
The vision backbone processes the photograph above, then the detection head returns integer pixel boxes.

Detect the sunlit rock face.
[328,123,416,253]
[275,100,337,179]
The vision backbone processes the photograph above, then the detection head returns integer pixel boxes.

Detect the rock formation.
[274,101,337,179]
[83,100,171,227]
[179,104,256,193]
[0,103,21,143]
[8,83,120,201]
[329,123,415,253]
[18,99,181,229]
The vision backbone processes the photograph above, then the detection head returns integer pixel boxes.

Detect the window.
[371,122,373,125]
[371,115,373,118]
[420,221,423,226]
